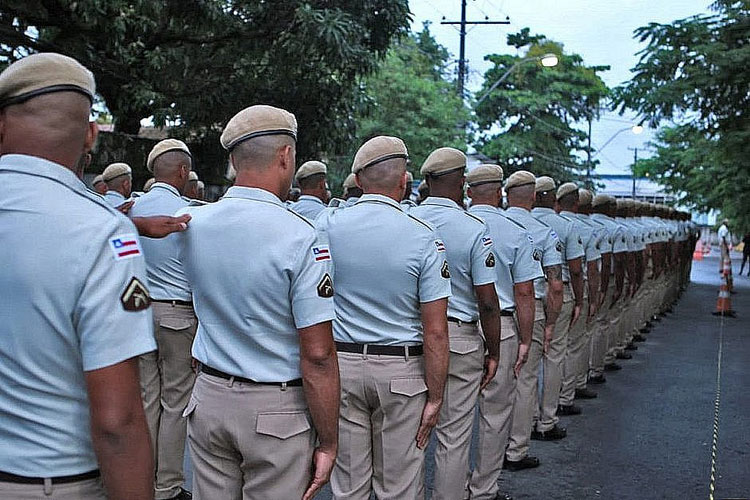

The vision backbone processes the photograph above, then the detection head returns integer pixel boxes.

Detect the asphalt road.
[185,253,750,500]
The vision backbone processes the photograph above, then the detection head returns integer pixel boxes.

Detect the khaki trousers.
[537,294,574,431]
[186,372,315,500]
[468,317,519,500]
[0,478,106,499]
[139,301,197,499]
[506,300,545,461]
[559,296,588,407]
[433,323,484,500]
[331,351,427,500]
[590,284,614,377]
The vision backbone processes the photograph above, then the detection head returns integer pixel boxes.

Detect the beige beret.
[578,188,593,206]
[592,194,615,207]
[617,198,634,209]
[0,53,96,108]
[420,147,466,176]
[295,160,327,181]
[505,170,536,191]
[102,162,132,182]
[92,174,105,186]
[197,180,205,190]
[352,136,408,174]
[220,105,297,151]
[188,171,199,182]
[535,176,556,193]
[418,180,428,193]
[466,164,503,186]
[556,182,578,200]
[147,138,192,172]
[342,173,357,190]
[406,171,414,183]
[143,178,156,192]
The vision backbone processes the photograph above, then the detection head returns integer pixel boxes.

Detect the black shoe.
[493,493,513,500]
[532,424,567,440]
[557,404,582,416]
[625,343,638,351]
[575,388,597,399]
[633,333,647,342]
[638,327,650,335]
[588,374,606,384]
[168,489,192,500]
[503,455,540,471]
[605,362,623,370]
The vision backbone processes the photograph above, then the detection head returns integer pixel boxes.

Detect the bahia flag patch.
[312,245,331,262]
[435,240,446,252]
[109,234,142,260]
[482,237,493,247]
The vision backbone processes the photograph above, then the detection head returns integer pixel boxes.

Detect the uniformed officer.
[531,176,585,423]
[342,172,362,203]
[129,138,197,500]
[291,160,329,219]
[92,173,107,194]
[144,177,156,192]
[416,179,429,204]
[615,199,641,356]
[183,170,200,200]
[402,170,417,208]
[556,183,601,406]
[410,148,500,500]
[0,52,155,500]
[503,171,564,471]
[316,136,451,499]
[102,161,133,206]
[196,180,205,201]
[177,105,340,500]
[466,164,543,500]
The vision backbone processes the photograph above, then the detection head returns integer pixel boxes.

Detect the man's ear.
[354,173,363,189]
[467,186,474,199]
[84,121,98,154]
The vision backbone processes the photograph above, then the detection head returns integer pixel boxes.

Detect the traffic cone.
[723,256,734,293]
[712,282,736,317]
[693,241,704,261]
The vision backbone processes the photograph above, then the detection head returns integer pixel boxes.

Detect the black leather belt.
[447,317,477,325]
[152,299,193,306]
[0,469,99,485]
[335,342,423,356]
[501,310,515,317]
[201,365,302,387]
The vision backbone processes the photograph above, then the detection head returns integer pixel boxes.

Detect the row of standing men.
[0,53,697,500]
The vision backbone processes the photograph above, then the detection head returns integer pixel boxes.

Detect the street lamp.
[474,53,559,108]
[594,124,644,156]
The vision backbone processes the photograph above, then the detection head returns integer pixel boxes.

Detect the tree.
[0,0,410,174]
[615,0,750,228]
[474,28,609,182]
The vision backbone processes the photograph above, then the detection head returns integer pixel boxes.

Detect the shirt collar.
[506,206,530,216]
[0,154,87,194]
[106,190,125,200]
[355,193,404,211]
[223,186,284,206]
[469,203,498,212]
[150,182,181,197]
[531,206,555,215]
[298,194,325,205]
[560,210,577,217]
[421,196,462,209]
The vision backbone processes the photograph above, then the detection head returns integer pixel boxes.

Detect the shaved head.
[357,158,407,192]
[153,150,192,177]
[507,184,535,207]
[231,134,295,171]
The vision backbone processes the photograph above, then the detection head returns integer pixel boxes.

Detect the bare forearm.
[302,354,340,451]
[569,259,584,306]
[424,330,449,403]
[478,304,500,360]
[514,283,535,346]
[587,262,600,305]
[600,254,611,295]
[544,265,563,327]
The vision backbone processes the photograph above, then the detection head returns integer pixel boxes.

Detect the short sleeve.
[583,230,602,261]
[418,235,452,303]
[611,225,628,254]
[512,230,544,283]
[75,218,156,372]
[290,229,336,329]
[541,228,564,267]
[564,221,585,260]
[470,225,497,286]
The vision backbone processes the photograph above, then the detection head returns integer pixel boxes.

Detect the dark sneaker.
[503,455,540,471]
[574,388,597,399]
[624,343,638,351]
[633,333,647,341]
[615,352,632,360]
[588,374,606,384]
[557,404,582,416]
[531,424,567,441]
[169,489,192,500]
[604,362,623,371]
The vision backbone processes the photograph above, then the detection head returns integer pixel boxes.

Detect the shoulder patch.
[533,248,543,261]
[435,240,446,252]
[482,237,493,247]
[312,245,331,262]
[555,240,564,253]
[121,277,151,312]
[578,237,583,245]
[110,233,142,260]
[317,273,334,298]
[485,253,496,268]
[441,260,451,279]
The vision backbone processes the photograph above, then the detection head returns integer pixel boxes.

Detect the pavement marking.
[708,313,725,500]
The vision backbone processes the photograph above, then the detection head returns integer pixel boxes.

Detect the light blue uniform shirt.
[291,194,327,220]
[562,211,601,264]
[0,154,155,476]
[103,189,126,206]
[469,205,543,315]
[410,197,496,322]
[316,194,451,345]
[503,206,563,300]
[592,213,627,255]
[128,182,191,301]
[532,207,584,283]
[177,187,335,382]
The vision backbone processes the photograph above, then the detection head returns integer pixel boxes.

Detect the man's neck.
[508,203,531,211]
[154,177,184,193]
[469,197,498,208]
[234,172,285,200]
[363,188,402,202]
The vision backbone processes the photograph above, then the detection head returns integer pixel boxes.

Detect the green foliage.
[615,0,750,229]
[0,0,410,181]
[474,28,610,181]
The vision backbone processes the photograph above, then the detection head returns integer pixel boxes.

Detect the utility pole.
[585,116,592,187]
[628,146,638,199]
[441,1,510,99]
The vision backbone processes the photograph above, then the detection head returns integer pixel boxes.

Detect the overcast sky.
[409,0,713,175]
